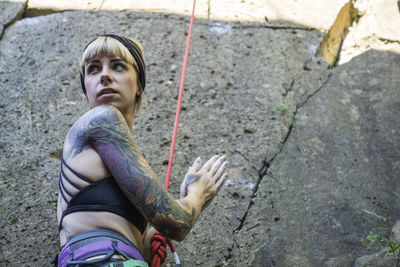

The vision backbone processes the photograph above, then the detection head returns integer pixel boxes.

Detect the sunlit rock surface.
[0,1,399,266]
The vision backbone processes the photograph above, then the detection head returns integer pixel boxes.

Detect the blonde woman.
[55,35,228,266]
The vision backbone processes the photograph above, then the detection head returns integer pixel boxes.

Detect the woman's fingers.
[210,156,226,176]
[192,157,202,172]
[202,155,219,171]
[202,172,228,211]
[213,161,228,181]
[215,172,228,191]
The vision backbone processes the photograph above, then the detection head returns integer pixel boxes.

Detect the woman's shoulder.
[63,105,130,158]
[75,105,124,129]
[66,105,124,143]
[62,106,117,178]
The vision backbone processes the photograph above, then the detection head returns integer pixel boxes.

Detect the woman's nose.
[100,69,113,85]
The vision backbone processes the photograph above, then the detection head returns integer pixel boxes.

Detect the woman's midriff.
[60,211,143,253]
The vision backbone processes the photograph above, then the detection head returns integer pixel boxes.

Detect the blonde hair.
[80,36,145,114]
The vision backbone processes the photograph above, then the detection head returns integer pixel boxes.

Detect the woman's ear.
[136,86,143,96]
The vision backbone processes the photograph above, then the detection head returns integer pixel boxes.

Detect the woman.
[56,34,228,266]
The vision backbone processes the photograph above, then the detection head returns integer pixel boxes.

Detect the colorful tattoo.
[66,105,196,239]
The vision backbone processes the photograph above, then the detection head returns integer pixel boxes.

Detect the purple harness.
[57,229,145,266]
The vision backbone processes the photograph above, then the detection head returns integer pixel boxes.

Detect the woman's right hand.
[180,155,228,210]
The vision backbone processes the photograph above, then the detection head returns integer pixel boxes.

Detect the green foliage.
[362,209,400,263]
[363,209,386,221]
[277,102,287,112]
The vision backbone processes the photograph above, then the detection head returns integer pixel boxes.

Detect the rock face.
[25,0,348,29]
[0,3,399,267]
[232,50,400,266]
[0,0,26,38]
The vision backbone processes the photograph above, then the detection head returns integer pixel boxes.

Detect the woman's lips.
[97,88,118,98]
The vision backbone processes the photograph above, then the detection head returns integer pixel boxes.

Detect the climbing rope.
[150,232,179,267]
[150,0,197,266]
[165,0,197,191]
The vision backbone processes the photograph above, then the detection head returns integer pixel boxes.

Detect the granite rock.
[0,0,26,38]
[233,50,400,266]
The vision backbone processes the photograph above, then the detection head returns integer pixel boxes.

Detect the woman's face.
[84,55,139,114]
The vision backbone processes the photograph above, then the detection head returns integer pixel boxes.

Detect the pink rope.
[151,2,197,266]
[165,0,197,190]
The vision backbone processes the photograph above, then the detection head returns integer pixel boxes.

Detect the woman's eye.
[114,63,126,71]
[87,65,99,74]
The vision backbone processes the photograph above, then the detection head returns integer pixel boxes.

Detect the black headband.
[80,34,146,94]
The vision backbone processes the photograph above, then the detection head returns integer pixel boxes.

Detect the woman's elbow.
[167,229,190,242]
[171,228,191,242]
[154,220,193,242]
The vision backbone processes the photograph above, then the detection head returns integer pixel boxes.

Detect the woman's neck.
[117,104,135,134]
[123,112,134,134]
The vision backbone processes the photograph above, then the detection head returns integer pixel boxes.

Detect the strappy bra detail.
[61,157,93,183]
[60,165,82,190]
[58,158,147,233]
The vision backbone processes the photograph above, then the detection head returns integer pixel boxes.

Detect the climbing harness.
[150,0,197,266]
[55,229,147,267]
[109,259,149,267]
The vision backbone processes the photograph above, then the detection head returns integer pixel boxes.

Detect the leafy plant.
[362,209,400,265]
[277,102,287,112]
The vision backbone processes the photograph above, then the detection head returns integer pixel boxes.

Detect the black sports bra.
[58,157,147,233]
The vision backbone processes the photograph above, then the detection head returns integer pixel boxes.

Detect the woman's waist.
[60,211,144,251]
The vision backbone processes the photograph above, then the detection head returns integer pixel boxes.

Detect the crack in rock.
[221,73,333,265]
[226,72,333,262]
[378,37,400,45]
[0,1,27,40]
[231,24,318,31]
[299,72,332,108]
[316,1,361,67]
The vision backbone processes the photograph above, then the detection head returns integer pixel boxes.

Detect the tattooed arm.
[66,105,227,241]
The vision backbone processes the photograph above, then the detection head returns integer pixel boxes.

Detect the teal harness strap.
[110,259,149,267]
